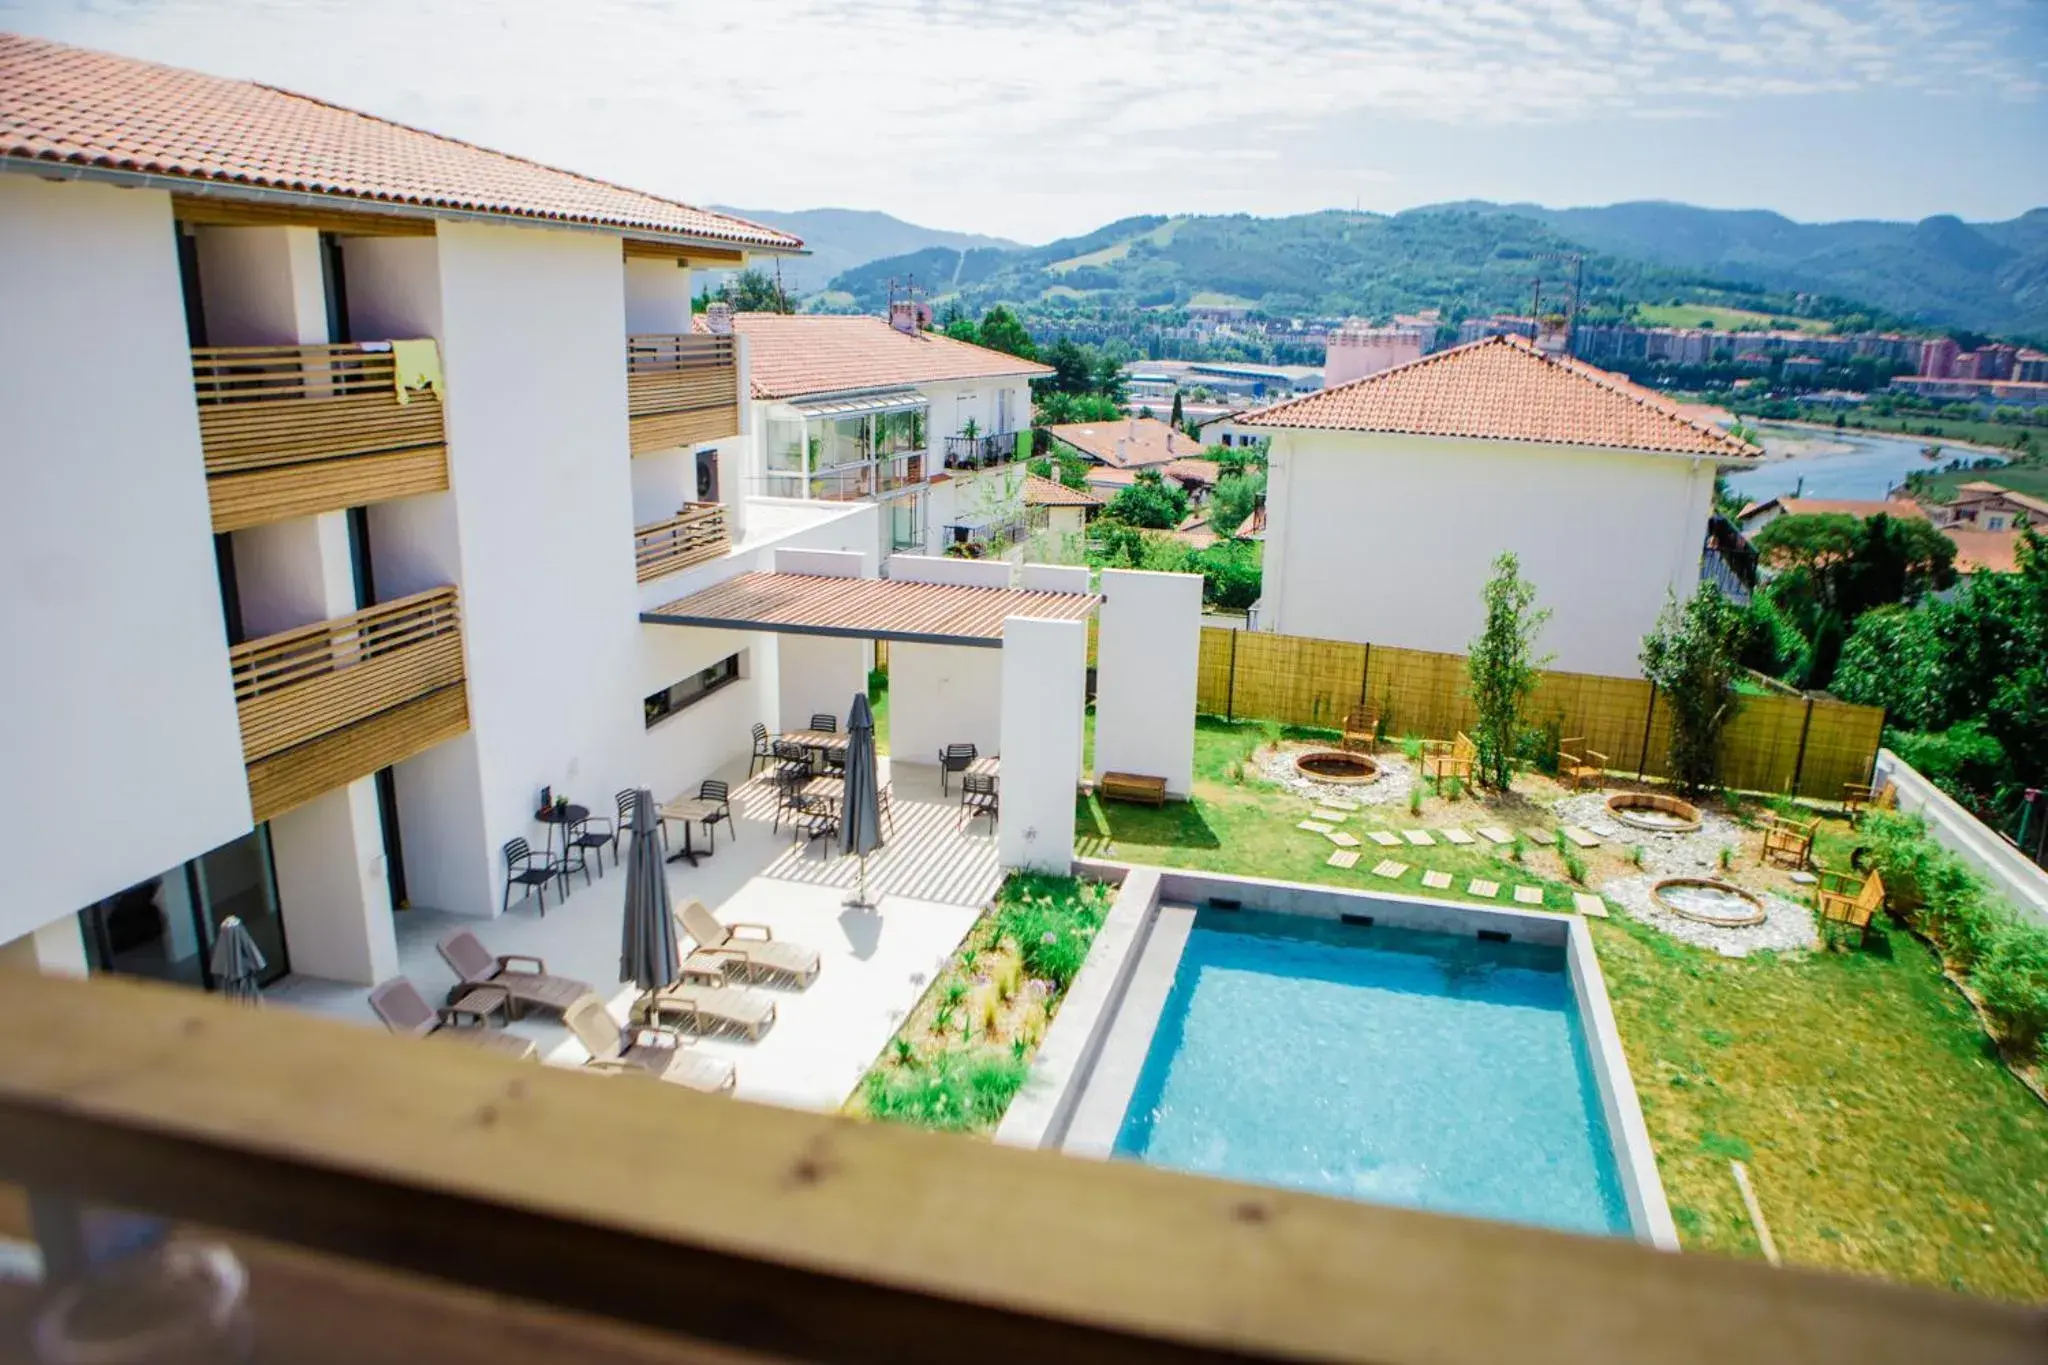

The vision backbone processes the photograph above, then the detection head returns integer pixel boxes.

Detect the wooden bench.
[1420,732,1477,788]
[1816,867,1886,946]
[1100,772,1168,806]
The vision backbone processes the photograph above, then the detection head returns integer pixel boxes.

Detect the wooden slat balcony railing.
[634,503,731,583]
[626,333,740,455]
[191,341,449,532]
[229,586,469,821]
[0,972,2036,1365]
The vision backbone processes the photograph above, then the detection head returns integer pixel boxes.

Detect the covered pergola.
[640,551,1198,874]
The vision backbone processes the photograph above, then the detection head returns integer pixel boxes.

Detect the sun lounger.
[368,977,537,1061]
[436,928,596,1019]
[677,901,822,987]
[639,978,777,1040]
[564,996,734,1094]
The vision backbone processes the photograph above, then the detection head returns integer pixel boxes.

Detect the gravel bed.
[1552,791,1742,879]
[1255,744,1418,808]
[1602,873,1816,957]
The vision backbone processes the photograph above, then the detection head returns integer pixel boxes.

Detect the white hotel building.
[0,35,896,992]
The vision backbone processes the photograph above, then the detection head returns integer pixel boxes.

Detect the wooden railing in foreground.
[191,341,448,532]
[634,503,731,582]
[626,333,740,454]
[0,974,2037,1365]
[229,587,468,820]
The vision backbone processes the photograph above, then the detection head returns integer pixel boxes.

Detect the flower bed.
[851,872,1113,1133]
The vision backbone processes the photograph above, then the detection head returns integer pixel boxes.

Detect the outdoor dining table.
[966,755,1000,781]
[657,795,724,867]
[782,728,849,768]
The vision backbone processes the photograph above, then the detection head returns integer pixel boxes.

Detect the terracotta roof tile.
[1021,473,1102,507]
[1740,498,1927,523]
[704,314,1050,399]
[0,33,798,250]
[1945,528,2024,574]
[1164,457,1221,486]
[1046,416,1208,468]
[1238,335,1758,459]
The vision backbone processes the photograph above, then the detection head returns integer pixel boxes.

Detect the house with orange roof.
[1927,480,2046,534]
[702,309,1052,560]
[1735,496,1928,537]
[1044,415,1208,472]
[1237,335,1762,676]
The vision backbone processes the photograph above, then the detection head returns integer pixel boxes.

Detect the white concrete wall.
[1260,429,1719,678]
[998,616,1087,872]
[639,626,773,794]
[891,642,1003,765]
[884,554,1013,588]
[0,177,253,937]
[193,225,327,345]
[778,635,869,734]
[270,780,398,985]
[231,513,358,636]
[622,258,694,334]
[1094,569,1201,798]
[774,547,866,578]
[0,912,91,979]
[1019,564,1091,594]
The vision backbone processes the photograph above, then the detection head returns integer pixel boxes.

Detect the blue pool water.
[1114,910,1630,1237]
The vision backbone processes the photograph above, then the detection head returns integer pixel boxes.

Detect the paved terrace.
[270,759,998,1111]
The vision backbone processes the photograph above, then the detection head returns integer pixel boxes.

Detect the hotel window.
[644,652,744,728]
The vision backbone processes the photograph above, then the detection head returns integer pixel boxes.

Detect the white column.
[1094,569,1202,798]
[998,616,1086,873]
[0,913,89,978]
[269,778,398,985]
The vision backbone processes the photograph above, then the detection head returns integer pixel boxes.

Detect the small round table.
[534,802,588,870]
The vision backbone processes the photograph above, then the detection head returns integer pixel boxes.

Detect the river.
[1724,423,2006,504]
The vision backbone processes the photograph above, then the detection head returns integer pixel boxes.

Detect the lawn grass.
[1909,461,2048,503]
[1636,302,1830,334]
[1072,715,2048,1299]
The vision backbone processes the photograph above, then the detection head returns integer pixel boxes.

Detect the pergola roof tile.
[642,572,1098,646]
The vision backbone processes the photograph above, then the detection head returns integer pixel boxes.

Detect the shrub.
[1399,734,1424,762]
[1408,786,1424,817]
[861,1048,1030,1132]
[1563,849,1588,884]
[1718,845,1733,872]
[1976,927,2048,1061]
[1517,714,1564,777]
[1629,844,1646,868]
[992,873,1107,991]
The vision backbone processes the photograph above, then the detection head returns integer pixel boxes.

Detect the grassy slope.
[1636,302,1830,334]
[1073,716,2048,1299]
[1910,462,2048,502]
[1823,410,2041,453]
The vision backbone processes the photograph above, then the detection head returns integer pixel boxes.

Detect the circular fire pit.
[1295,750,1379,785]
[1651,878,1766,927]
[1606,792,1703,833]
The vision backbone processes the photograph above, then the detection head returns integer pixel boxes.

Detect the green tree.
[942,317,980,344]
[1043,337,1094,395]
[1640,584,1751,797]
[1093,352,1129,404]
[1216,436,1270,477]
[1033,390,1123,427]
[1208,469,1265,538]
[1169,390,1184,430]
[975,306,1035,360]
[715,268,792,314]
[1464,552,1551,790]
[1103,469,1187,530]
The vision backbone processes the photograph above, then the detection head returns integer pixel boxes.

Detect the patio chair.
[808,712,838,733]
[563,805,616,886]
[959,771,999,832]
[878,781,896,835]
[796,793,838,846]
[638,977,777,1040]
[1816,867,1886,947]
[1842,780,1897,824]
[436,928,595,1020]
[749,722,778,777]
[1558,737,1610,791]
[939,742,978,795]
[501,837,564,917]
[1341,705,1380,754]
[676,900,822,988]
[695,779,733,850]
[1759,811,1818,870]
[563,995,734,1094]
[367,977,537,1061]
[614,787,666,856]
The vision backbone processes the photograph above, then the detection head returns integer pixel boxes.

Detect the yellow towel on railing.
[390,339,443,405]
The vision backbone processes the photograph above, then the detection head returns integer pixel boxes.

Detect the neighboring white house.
[1238,335,1761,677]
[706,310,1052,563]
[0,33,894,992]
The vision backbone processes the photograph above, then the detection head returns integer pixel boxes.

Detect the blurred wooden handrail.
[0,973,2038,1365]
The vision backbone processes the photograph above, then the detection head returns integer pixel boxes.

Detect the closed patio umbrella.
[208,916,266,1004]
[619,788,679,1011]
[840,692,885,911]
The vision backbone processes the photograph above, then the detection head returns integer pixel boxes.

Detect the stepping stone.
[1401,829,1436,846]
[1441,828,1476,845]
[1313,808,1350,823]
[1788,870,1818,885]
[1513,886,1545,905]
[1327,850,1361,870]
[1421,870,1453,890]
[1319,796,1360,811]
[1371,859,1411,880]
[1298,820,1334,835]
[1525,828,1558,846]
[1572,892,1610,918]
[1367,830,1404,847]
[1560,826,1601,849]
[1326,830,1360,847]
[1468,879,1500,899]
[1476,827,1513,845]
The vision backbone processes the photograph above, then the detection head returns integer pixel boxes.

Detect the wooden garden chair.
[1341,704,1380,754]
[1842,780,1897,824]
[1558,737,1610,791]
[1421,732,1477,788]
[1816,867,1885,946]
[1758,811,1818,870]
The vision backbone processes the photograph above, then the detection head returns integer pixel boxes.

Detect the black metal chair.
[939,742,978,796]
[563,805,615,886]
[878,782,896,835]
[770,759,812,833]
[749,723,777,777]
[797,791,839,846]
[959,772,999,832]
[611,787,664,857]
[808,713,838,733]
[502,837,564,916]
[696,779,733,851]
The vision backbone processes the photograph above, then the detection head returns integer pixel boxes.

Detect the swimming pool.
[1112,908,1629,1237]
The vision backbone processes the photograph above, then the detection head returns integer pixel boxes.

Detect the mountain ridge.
[709,206,1022,293]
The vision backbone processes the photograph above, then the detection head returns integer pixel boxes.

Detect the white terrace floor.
[269,758,999,1112]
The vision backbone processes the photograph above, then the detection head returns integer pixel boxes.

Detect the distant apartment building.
[1457,314,1540,345]
[1887,376,2048,409]
[1323,321,1427,386]
[1920,335,1961,378]
[2017,349,2048,383]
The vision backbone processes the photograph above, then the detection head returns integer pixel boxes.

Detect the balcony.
[878,454,925,493]
[634,503,731,583]
[191,341,450,532]
[943,429,1019,471]
[229,587,469,821]
[627,333,740,454]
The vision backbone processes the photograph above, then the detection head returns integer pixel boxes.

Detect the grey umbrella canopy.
[619,788,680,1000]
[840,692,885,909]
[208,916,266,1004]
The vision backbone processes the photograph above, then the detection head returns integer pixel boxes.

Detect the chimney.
[1535,316,1570,357]
[704,302,733,336]
[888,299,919,335]
[1116,438,1130,466]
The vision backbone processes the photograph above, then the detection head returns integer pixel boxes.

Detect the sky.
[5,0,2046,248]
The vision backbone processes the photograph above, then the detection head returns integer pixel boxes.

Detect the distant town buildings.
[1323,320,1428,386]
[1886,376,2048,409]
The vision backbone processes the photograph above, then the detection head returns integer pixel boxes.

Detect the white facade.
[1093,569,1202,798]
[1258,430,1721,678]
